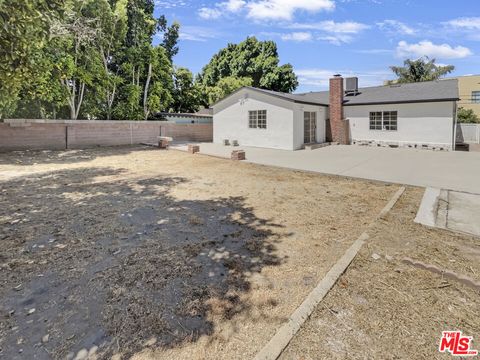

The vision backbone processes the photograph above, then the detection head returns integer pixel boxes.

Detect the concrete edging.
[254,186,406,360]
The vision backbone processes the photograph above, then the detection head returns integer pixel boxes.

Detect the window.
[369,112,382,130]
[472,91,480,104]
[248,110,267,129]
[369,111,397,131]
[383,111,398,131]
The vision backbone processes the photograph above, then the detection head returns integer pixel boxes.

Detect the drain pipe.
[453,102,458,151]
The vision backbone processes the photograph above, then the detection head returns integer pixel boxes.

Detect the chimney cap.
[333,74,342,78]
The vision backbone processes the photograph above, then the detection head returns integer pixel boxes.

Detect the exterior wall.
[457,75,480,117]
[0,120,212,152]
[292,104,327,150]
[345,101,455,150]
[213,88,296,150]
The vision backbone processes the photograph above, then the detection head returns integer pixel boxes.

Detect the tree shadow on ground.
[0,166,288,359]
[0,145,156,166]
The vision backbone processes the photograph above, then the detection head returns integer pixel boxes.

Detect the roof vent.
[345,77,359,96]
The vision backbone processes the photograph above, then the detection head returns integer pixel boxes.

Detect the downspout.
[452,102,458,151]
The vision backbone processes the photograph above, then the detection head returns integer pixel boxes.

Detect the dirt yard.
[280,187,480,360]
[0,146,395,360]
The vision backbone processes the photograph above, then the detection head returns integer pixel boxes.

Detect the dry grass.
[0,146,396,359]
[281,187,480,359]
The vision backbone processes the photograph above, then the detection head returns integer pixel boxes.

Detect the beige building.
[454,75,480,116]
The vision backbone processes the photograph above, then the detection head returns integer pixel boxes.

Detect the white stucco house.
[212,76,459,151]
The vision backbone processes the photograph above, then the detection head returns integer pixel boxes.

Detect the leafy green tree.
[113,0,176,120]
[389,57,454,84]
[171,67,201,113]
[0,0,64,118]
[157,15,180,61]
[83,0,127,119]
[51,0,104,120]
[143,46,173,119]
[14,49,67,119]
[206,76,253,105]
[457,107,479,124]
[198,37,298,101]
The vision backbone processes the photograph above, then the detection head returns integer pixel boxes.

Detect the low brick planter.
[188,144,200,154]
[231,150,245,161]
[158,139,169,149]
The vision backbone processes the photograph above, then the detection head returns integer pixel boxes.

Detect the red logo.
[439,331,478,356]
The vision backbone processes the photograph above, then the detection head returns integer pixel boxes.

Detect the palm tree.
[389,57,454,84]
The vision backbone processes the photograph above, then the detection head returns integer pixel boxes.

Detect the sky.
[153,0,480,93]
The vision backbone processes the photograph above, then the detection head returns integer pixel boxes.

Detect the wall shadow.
[0,166,287,359]
[0,145,157,166]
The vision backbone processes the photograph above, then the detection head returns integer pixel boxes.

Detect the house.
[212,75,459,151]
[451,75,480,118]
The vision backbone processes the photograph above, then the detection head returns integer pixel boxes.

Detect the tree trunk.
[143,62,152,121]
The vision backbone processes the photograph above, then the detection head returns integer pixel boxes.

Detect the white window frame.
[248,110,267,129]
[369,111,398,131]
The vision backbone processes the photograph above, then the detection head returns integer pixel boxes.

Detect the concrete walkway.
[415,188,480,237]
[171,143,480,194]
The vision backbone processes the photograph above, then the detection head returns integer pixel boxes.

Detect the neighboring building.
[157,112,212,124]
[212,76,459,151]
[454,75,480,117]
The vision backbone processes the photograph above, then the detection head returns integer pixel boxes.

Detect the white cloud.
[198,7,222,19]
[281,32,313,41]
[198,0,335,21]
[377,20,416,35]
[198,0,246,19]
[288,20,369,45]
[246,0,335,21]
[295,68,391,89]
[291,20,369,33]
[445,17,480,30]
[224,0,246,11]
[318,34,353,45]
[180,26,220,41]
[396,40,473,59]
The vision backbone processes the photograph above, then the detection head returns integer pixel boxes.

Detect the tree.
[0,0,64,118]
[171,67,201,113]
[84,0,127,119]
[457,107,479,124]
[205,76,252,105]
[389,57,454,84]
[114,1,175,120]
[198,37,298,105]
[51,0,103,120]
[157,15,180,61]
[142,46,173,120]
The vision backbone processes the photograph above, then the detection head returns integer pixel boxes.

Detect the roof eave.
[343,98,460,106]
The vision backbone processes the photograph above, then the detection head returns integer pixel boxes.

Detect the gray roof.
[244,79,459,106]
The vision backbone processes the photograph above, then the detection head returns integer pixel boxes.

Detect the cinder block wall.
[0,123,67,150]
[0,120,213,152]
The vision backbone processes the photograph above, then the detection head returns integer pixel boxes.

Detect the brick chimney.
[329,74,349,144]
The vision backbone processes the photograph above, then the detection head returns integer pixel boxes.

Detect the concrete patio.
[171,143,480,194]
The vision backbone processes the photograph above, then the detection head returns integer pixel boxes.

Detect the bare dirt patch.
[0,146,395,359]
[280,187,480,360]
